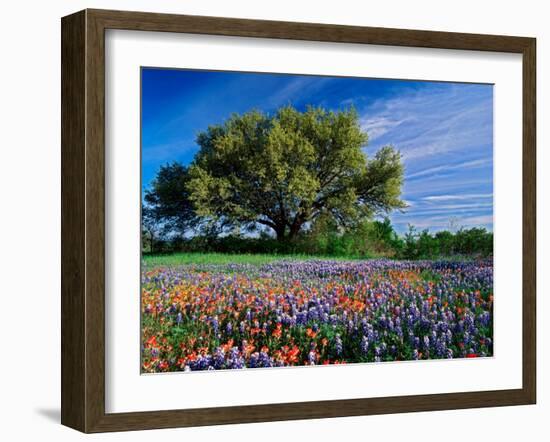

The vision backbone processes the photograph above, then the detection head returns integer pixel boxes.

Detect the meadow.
[141,254,493,372]
[142,252,363,266]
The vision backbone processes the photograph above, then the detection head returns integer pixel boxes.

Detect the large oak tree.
[186,106,406,241]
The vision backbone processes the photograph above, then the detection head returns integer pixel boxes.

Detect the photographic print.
[140,68,494,373]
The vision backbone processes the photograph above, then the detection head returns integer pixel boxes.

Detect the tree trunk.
[288,220,303,241]
[275,224,287,242]
[274,222,303,242]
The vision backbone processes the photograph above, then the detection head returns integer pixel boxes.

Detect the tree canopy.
[185,105,405,241]
[143,162,197,237]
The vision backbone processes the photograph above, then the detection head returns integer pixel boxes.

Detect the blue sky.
[142,68,493,234]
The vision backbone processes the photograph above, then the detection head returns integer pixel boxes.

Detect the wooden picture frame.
[61,8,536,433]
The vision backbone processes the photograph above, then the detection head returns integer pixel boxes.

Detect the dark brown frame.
[61,8,536,433]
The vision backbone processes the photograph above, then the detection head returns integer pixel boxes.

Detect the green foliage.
[143,163,197,238]
[297,216,401,258]
[356,146,406,215]
[453,227,493,255]
[186,105,405,241]
[399,225,493,260]
[142,221,493,261]
[434,230,454,256]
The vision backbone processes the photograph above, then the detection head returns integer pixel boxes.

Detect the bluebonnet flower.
[211,316,219,335]
[248,352,259,368]
[228,347,245,369]
[296,311,307,325]
[423,335,430,351]
[435,338,447,357]
[446,329,453,345]
[258,350,272,367]
[361,336,369,355]
[212,347,225,369]
[334,334,343,356]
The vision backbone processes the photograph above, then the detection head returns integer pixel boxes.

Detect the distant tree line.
[142,216,493,260]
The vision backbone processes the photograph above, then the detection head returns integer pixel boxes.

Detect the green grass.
[142,252,483,267]
[142,252,363,267]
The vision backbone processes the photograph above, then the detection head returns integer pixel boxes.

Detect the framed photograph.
[61,9,536,433]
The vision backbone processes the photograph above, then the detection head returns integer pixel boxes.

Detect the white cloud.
[360,116,410,141]
[267,77,332,107]
[406,158,492,179]
[360,84,493,162]
[394,214,493,230]
[422,193,493,202]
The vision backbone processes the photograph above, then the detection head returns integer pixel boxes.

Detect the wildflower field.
[141,256,493,373]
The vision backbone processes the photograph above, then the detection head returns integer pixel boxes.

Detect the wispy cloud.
[267,77,333,108]
[357,83,493,233]
[403,179,493,198]
[393,213,493,230]
[415,202,492,211]
[362,84,493,162]
[406,158,492,180]
[360,116,410,141]
[422,193,493,202]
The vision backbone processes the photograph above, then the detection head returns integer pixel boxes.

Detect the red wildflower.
[158,360,169,370]
[306,328,317,338]
[272,323,282,338]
